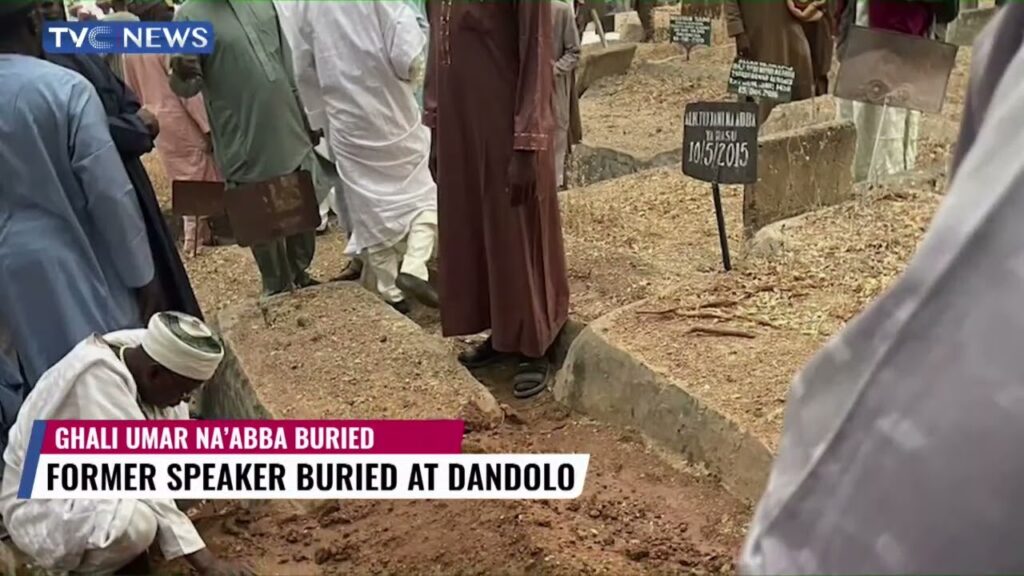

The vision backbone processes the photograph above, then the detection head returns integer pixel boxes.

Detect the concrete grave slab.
[743,119,857,236]
[201,283,501,430]
[947,7,997,47]
[577,42,638,97]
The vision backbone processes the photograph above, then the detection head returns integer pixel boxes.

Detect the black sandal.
[513,358,550,399]
[458,337,505,369]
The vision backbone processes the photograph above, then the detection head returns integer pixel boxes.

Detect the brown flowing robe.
[724,0,823,103]
[425,0,570,359]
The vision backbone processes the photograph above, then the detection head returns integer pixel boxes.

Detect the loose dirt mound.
[177,394,747,575]
[602,181,942,449]
[214,285,496,422]
[562,168,743,322]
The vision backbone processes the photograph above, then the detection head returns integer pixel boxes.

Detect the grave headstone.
[727,59,795,102]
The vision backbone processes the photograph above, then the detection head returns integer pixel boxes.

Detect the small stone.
[566,501,581,512]
[625,546,650,562]
[379,335,388,343]
[588,508,602,519]
[296,316,310,328]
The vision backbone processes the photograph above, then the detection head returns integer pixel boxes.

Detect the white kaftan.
[275,0,437,255]
[0,331,203,573]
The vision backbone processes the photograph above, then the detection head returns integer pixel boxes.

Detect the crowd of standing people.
[4,0,1023,573]
[0,0,582,570]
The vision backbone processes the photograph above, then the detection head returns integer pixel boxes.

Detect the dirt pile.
[175,394,747,575]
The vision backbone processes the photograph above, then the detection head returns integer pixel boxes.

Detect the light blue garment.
[0,55,153,387]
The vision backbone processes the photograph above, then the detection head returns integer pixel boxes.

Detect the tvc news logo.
[43,22,214,55]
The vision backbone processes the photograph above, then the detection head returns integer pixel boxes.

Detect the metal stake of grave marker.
[711,164,731,271]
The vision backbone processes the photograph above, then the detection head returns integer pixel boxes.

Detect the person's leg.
[183,216,197,255]
[76,504,158,574]
[367,243,409,313]
[250,240,292,296]
[554,127,569,189]
[329,170,364,282]
[904,109,920,173]
[396,211,439,308]
[286,231,318,288]
[636,0,655,41]
[317,190,331,234]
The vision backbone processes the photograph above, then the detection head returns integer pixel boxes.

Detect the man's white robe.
[0,330,203,572]
[276,0,437,255]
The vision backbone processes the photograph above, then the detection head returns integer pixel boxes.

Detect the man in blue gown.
[43,0,204,323]
[0,0,157,392]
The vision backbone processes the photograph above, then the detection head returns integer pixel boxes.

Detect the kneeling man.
[0,312,249,575]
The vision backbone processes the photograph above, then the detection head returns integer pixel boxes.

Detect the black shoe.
[295,273,321,289]
[396,272,439,308]
[390,299,412,315]
[458,337,506,369]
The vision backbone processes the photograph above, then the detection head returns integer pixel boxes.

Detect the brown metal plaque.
[834,26,958,114]
[224,171,320,247]
[171,180,226,217]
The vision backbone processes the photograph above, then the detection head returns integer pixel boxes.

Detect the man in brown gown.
[425,0,570,399]
[725,0,833,120]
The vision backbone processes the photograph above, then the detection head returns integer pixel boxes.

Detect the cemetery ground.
[139,13,970,574]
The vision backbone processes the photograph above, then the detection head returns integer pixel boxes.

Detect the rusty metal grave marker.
[224,171,320,247]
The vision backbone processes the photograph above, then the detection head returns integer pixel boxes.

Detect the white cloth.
[367,210,437,303]
[845,0,920,183]
[275,0,437,255]
[141,312,223,382]
[0,330,204,572]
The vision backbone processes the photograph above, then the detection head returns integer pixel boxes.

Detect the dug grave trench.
[181,282,749,574]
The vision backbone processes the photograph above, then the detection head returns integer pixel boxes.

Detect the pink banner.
[39,420,464,455]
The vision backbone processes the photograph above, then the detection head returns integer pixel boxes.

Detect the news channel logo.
[43,22,214,55]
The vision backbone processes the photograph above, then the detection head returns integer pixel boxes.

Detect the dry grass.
[604,182,943,448]
[561,168,743,322]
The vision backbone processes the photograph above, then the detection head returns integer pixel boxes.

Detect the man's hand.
[507,150,538,207]
[734,33,752,59]
[138,108,160,138]
[136,280,166,323]
[186,548,255,576]
[171,56,202,81]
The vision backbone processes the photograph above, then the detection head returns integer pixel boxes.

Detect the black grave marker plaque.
[727,59,795,102]
[670,15,712,47]
[682,101,759,185]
